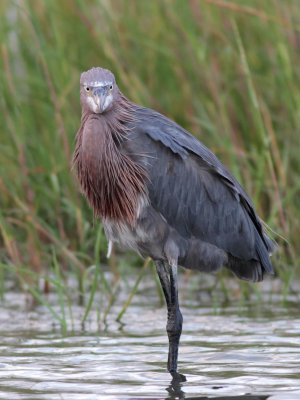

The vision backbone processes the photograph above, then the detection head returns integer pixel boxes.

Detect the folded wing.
[126,106,274,275]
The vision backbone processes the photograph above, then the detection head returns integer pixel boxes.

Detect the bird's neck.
[73,98,147,225]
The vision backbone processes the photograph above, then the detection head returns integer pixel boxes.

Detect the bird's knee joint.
[166,309,183,336]
[164,237,179,267]
[167,325,182,341]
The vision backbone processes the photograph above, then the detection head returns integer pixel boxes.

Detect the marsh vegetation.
[0,0,299,323]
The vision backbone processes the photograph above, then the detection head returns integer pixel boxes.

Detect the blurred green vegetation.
[0,0,299,307]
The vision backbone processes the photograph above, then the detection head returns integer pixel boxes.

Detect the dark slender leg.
[155,260,171,307]
[167,263,183,375]
[155,261,184,380]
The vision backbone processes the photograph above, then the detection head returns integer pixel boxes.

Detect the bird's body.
[73,67,275,379]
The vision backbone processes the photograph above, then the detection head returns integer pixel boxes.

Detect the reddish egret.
[73,67,275,379]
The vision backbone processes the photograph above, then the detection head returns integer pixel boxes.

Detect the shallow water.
[0,278,300,400]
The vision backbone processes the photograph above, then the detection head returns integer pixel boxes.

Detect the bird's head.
[80,67,118,114]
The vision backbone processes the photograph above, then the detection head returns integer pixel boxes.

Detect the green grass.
[0,0,299,312]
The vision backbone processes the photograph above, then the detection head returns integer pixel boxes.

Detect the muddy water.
[0,277,299,400]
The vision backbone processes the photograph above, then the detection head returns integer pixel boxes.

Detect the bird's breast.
[75,114,148,224]
[102,194,149,252]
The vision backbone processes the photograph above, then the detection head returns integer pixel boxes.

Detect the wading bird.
[73,67,275,379]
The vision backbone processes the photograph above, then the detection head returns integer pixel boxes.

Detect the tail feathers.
[227,255,264,282]
[227,230,275,282]
[255,233,274,274]
[264,233,278,255]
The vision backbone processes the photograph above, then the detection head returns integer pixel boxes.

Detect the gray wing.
[127,106,274,273]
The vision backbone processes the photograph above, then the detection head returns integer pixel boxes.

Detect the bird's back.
[119,106,275,281]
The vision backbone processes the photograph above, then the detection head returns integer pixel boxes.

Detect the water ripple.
[0,289,299,399]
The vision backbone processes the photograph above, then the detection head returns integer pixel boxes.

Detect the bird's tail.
[264,233,278,255]
[255,230,276,275]
[227,255,264,282]
[227,230,276,282]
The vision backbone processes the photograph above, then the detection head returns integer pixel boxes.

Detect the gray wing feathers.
[129,106,274,275]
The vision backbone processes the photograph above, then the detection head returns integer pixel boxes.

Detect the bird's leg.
[166,262,183,376]
[155,260,171,307]
[155,260,184,379]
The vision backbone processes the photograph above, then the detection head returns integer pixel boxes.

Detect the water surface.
[0,277,299,400]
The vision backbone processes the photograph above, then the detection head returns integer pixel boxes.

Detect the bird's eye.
[85,87,90,92]
[109,85,113,91]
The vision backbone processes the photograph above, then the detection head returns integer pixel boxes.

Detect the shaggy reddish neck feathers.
[73,95,147,225]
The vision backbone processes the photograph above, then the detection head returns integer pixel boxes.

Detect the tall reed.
[0,0,299,303]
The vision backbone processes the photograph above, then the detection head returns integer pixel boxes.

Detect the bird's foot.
[170,370,187,382]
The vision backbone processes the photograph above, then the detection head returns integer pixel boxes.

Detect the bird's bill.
[92,86,109,113]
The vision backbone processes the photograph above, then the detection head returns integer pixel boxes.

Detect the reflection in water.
[166,376,269,400]
[166,374,186,399]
